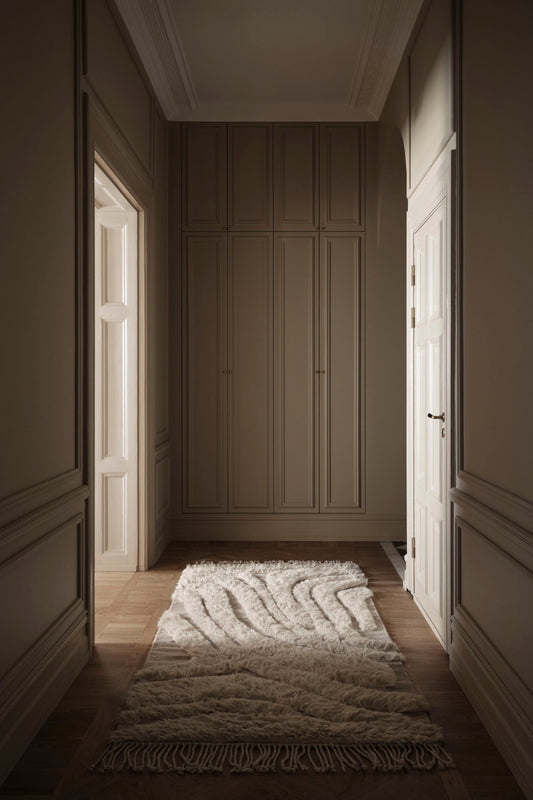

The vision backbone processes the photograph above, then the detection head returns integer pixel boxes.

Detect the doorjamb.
[93,154,146,572]
[84,94,155,648]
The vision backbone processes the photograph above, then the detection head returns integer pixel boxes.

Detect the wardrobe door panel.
[320,233,364,512]
[274,233,319,511]
[228,234,273,511]
[182,124,227,230]
[229,124,273,230]
[320,125,364,231]
[182,234,227,511]
[274,124,319,231]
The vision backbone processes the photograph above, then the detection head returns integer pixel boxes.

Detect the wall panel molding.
[451,509,533,798]
[452,474,533,535]
[169,514,405,541]
[451,490,533,570]
[0,486,89,565]
[0,624,88,786]
[0,471,85,531]
[450,610,533,798]
[83,85,152,186]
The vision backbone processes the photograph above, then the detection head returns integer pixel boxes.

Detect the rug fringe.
[92,741,455,774]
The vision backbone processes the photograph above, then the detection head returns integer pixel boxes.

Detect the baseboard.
[0,622,89,786]
[450,610,533,799]
[169,514,406,541]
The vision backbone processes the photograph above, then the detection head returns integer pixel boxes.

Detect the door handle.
[427,412,445,421]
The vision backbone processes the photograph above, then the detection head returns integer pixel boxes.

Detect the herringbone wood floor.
[0,541,525,799]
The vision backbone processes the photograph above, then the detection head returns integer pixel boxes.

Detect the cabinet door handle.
[427,412,445,421]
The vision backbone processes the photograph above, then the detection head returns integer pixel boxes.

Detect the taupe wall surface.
[379,0,533,793]
[85,0,152,172]
[0,0,169,782]
[409,0,453,189]
[461,0,533,502]
[0,0,77,499]
[450,0,533,793]
[365,124,407,514]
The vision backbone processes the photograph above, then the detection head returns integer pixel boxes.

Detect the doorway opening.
[93,159,142,573]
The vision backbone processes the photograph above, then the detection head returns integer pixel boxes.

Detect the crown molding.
[348,0,424,119]
[113,0,422,122]
[112,0,197,119]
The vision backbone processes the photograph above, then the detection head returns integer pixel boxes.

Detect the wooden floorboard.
[0,542,525,799]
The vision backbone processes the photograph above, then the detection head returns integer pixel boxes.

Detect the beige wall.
[450,1,533,794]
[365,125,407,515]
[460,0,533,502]
[378,0,533,793]
[0,0,169,781]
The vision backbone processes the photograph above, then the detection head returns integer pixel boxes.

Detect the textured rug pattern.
[94,560,454,773]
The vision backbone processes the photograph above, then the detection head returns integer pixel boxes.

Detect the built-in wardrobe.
[179,122,366,534]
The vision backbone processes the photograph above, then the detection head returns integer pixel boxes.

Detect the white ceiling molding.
[114,0,423,122]
[348,0,424,120]
[113,0,197,119]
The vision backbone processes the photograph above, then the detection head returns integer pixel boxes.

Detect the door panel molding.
[274,233,319,512]
[181,123,227,230]
[228,233,273,511]
[320,124,365,231]
[182,233,228,512]
[274,124,319,231]
[406,141,454,649]
[228,124,273,231]
[320,233,365,512]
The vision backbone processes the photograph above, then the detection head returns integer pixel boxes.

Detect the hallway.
[0,543,524,800]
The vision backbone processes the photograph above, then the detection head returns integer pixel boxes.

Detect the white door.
[94,164,138,571]
[410,196,448,645]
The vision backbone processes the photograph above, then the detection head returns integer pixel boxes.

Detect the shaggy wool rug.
[93,560,454,774]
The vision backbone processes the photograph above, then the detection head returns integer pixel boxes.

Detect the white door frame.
[405,137,455,650]
[94,152,148,572]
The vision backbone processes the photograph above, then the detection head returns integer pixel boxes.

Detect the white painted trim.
[450,609,533,799]
[169,514,406,541]
[155,0,198,110]
[94,154,148,573]
[112,0,197,119]
[112,1,422,123]
[348,0,424,119]
[405,138,456,649]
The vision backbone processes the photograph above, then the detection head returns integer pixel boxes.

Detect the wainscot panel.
[450,507,533,797]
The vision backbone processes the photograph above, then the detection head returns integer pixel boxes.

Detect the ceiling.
[114,0,423,122]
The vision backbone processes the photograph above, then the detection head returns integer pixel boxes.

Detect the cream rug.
[94,560,454,774]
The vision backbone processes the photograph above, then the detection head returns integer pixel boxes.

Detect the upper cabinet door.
[274,124,319,231]
[228,124,273,230]
[182,124,227,230]
[320,125,364,231]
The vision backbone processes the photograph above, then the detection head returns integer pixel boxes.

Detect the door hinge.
[410,307,415,328]
[411,537,416,559]
[410,265,415,286]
